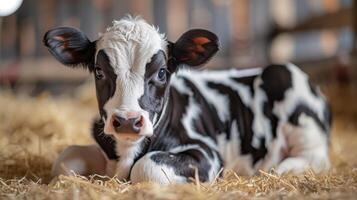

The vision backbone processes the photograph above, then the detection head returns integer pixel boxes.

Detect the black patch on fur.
[230,72,258,96]
[288,103,330,133]
[95,50,117,119]
[263,102,279,138]
[148,86,189,151]
[308,80,319,97]
[91,119,119,160]
[207,82,268,164]
[150,150,213,182]
[139,50,170,120]
[324,102,333,133]
[260,65,292,105]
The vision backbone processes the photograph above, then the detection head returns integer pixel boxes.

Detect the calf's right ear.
[43,27,95,71]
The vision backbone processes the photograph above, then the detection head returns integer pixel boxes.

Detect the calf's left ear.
[169,29,219,68]
[43,27,95,71]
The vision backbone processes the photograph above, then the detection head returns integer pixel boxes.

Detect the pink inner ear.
[53,35,66,42]
[53,35,70,50]
[194,45,205,53]
[193,37,211,45]
[179,52,197,61]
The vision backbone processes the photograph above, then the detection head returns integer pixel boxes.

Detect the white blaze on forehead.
[96,17,167,75]
[97,17,167,136]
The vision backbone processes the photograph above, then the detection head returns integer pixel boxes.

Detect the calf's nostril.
[112,118,121,128]
[134,116,143,128]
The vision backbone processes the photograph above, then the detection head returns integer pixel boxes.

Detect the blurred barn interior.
[1,0,356,91]
[0,0,357,198]
[1,0,356,136]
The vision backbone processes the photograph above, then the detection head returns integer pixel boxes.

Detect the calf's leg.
[51,145,107,177]
[276,115,330,174]
[130,148,221,185]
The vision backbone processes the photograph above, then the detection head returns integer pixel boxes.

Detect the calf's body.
[44,17,331,184]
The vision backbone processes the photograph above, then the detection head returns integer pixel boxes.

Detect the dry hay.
[0,83,357,199]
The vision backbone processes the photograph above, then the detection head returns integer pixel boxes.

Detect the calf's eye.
[95,67,105,79]
[157,68,166,82]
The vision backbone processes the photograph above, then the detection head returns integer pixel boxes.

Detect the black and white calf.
[44,17,331,184]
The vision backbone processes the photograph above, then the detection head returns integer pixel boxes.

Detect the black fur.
[169,29,219,67]
[150,150,212,182]
[288,103,330,132]
[260,64,292,104]
[94,50,117,120]
[92,119,119,160]
[43,27,95,71]
[139,50,170,120]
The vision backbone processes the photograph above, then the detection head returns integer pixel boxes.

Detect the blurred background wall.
[0,0,356,94]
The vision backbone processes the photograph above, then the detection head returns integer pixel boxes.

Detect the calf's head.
[43,17,219,142]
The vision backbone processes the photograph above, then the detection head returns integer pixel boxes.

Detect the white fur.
[130,151,186,184]
[170,73,192,94]
[276,114,330,173]
[208,151,223,180]
[217,121,240,168]
[110,138,146,180]
[169,144,203,154]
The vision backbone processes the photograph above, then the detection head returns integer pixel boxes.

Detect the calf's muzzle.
[112,114,143,134]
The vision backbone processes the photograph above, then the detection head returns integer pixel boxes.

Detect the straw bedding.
[0,83,356,199]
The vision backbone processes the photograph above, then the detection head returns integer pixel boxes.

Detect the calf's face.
[43,18,218,142]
